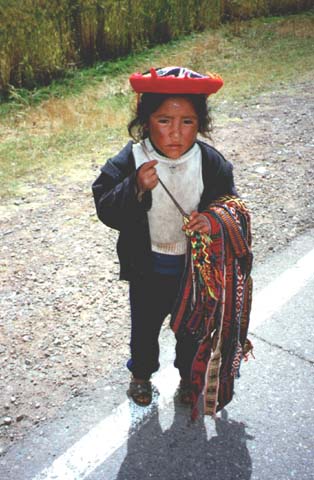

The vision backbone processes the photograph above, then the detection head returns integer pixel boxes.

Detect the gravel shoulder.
[1,76,313,454]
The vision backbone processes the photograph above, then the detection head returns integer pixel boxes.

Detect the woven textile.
[170,196,253,418]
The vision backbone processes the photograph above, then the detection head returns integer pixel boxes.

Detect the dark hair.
[127,93,213,142]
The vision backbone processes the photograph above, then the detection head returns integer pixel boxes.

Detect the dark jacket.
[92,140,237,280]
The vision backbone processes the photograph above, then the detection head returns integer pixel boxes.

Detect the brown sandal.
[127,378,152,406]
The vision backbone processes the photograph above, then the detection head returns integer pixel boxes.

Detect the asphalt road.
[1,229,313,480]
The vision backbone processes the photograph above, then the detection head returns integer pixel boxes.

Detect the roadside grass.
[0,11,313,199]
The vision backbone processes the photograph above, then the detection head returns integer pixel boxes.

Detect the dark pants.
[127,272,199,380]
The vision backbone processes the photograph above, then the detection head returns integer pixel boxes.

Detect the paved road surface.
[1,230,313,480]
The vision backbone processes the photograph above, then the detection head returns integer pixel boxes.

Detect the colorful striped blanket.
[171,195,253,419]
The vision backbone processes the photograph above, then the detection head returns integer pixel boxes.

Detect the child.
[92,67,252,416]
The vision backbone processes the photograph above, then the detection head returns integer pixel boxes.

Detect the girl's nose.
[170,122,181,138]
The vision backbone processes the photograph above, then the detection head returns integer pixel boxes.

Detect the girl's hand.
[183,211,211,235]
[136,160,158,193]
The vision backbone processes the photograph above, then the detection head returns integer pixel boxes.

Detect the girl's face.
[148,97,199,159]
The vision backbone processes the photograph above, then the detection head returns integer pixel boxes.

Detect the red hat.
[129,66,223,96]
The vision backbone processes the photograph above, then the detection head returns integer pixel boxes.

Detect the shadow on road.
[116,397,254,480]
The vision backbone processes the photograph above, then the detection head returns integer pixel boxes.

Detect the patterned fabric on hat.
[154,67,206,79]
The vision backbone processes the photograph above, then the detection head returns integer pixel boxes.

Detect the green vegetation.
[0,0,312,95]
[0,12,313,198]
[0,0,219,95]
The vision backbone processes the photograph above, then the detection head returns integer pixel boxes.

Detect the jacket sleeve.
[92,148,151,231]
[199,142,237,209]
[211,156,237,199]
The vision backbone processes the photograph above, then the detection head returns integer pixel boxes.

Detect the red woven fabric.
[171,196,253,418]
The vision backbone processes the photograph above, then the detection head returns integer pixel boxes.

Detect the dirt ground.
[0,75,313,454]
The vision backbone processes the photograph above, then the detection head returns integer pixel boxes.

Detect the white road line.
[249,247,314,331]
[32,366,180,480]
[32,247,314,480]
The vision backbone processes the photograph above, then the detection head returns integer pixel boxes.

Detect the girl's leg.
[174,331,200,379]
[174,332,200,405]
[128,272,181,380]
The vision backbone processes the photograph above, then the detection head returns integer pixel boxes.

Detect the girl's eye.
[157,118,169,124]
[183,119,195,125]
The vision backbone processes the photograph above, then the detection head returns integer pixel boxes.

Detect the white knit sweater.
[132,138,203,255]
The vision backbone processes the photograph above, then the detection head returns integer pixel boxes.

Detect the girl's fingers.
[140,160,158,171]
[183,213,211,234]
[137,161,158,191]
[144,171,158,188]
